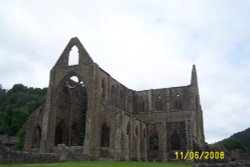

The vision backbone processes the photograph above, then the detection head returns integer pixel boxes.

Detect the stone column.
[185,120,193,151]
[114,113,122,160]
[161,122,168,162]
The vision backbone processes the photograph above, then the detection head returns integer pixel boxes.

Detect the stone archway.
[54,74,88,147]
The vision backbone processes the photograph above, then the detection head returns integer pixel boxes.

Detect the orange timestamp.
[175,151,225,160]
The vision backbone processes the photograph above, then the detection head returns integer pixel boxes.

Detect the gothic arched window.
[156,96,163,111]
[61,74,87,146]
[119,89,125,109]
[68,45,79,66]
[101,79,106,99]
[175,94,182,110]
[111,85,116,105]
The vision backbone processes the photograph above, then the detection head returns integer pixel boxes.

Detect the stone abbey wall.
[24,37,205,161]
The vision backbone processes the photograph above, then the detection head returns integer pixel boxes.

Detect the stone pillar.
[161,122,168,162]
[137,122,141,161]
[185,120,193,151]
[114,113,122,160]
[40,70,54,152]
[148,90,152,111]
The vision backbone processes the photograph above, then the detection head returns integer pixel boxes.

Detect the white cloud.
[0,0,250,143]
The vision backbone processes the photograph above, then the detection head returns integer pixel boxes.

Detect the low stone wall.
[53,144,86,161]
[0,144,86,163]
[0,145,59,163]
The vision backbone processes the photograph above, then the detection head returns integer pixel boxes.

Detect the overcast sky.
[1,0,250,144]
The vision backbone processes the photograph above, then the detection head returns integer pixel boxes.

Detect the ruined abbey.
[23,37,205,161]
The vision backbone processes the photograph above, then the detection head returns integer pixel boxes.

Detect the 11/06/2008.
[175,151,224,160]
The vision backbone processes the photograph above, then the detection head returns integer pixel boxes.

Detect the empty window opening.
[171,130,181,150]
[32,126,41,149]
[54,120,68,146]
[65,75,85,88]
[156,96,163,111]
[150,133,159,150]
[79,81,84,85]
[101,79,105,99]
[111,85,116,105]
[126,121,131,150]
[119,89,125,109]
[70,76,79,83]
[101,123,110,147]
[175,94,182,109]
[70,123,80,146]
[79,85,88,146]
[126,122,131,135]
[68,45,79,66]
[139,97,145,112]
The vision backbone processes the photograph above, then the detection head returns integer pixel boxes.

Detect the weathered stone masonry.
[24,37,205,161]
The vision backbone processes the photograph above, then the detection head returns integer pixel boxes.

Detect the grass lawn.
[0,161,192,167]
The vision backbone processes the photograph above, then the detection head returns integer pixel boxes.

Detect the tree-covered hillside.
[214,128,250,154]
[230,128,250,154]
[0,84,47,136]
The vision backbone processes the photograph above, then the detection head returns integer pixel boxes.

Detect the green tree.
[0,84,47,136]
[221,138,247,152]
[15,127,25,150]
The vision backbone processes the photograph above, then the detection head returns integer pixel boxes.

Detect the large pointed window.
[68,45,79,66]
[55,74,88,146]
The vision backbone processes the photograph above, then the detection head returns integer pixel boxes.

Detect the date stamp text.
[175,151,225,160]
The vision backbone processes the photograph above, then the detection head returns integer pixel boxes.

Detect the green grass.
[0,161,192,167]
